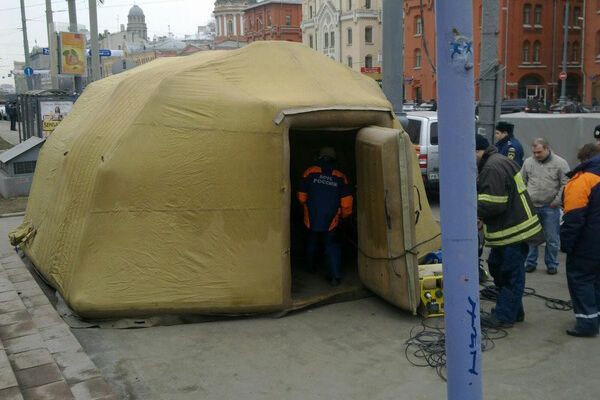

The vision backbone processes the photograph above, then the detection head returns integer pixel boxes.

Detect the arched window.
[330,31,335,48]
[415,16,423,36]
[365,54,373,68]
[348,0,352,10]
[227,19,233,36]
[572,41,580,63]
[365,0,371,9]
[523,4,531,25]
[523,41,530,63]
[415,49,422,68]
[324,32,329,49]
[533,41,541,63]
[534,5,542,25]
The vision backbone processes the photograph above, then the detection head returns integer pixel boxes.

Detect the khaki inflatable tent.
[10,41,441,318]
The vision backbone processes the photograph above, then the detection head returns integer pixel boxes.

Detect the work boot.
[547,267,558,275]
[566,328,598,338]
[525,264,536,273]
[491,307,524,322]
[481,314,514,329]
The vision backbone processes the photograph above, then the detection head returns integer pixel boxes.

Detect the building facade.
[214,0,256,45]
[403,0,600,104]
[244,0,303,43]
[301,0,383,80]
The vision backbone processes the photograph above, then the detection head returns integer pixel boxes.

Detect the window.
[331,32,335,48]
[523,4,531,25]
[533,41,541,62]
[227,20,233,35]
[365,26,373,43]
[13,161,36,175]
[324,32,329,49]
[572,41,580,62]
[596,31,600,57]
[573,7,581,27]
[285,16,291,26]
[309,34,313,48]
[348,0,352,10]
[523,41,530,62]
[347,28,352,45]
[406,119,422,145]
[415,49,422,68]
[310,6,313,18]
[416,17,423,36]
[365,0,371,9]
[347,56,353,67]
[534,5,542,25]
[365,54,373,68]
[430,122,438,145]
[268,15,272,27]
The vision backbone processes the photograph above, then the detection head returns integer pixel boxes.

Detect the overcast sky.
[0,0,216,84]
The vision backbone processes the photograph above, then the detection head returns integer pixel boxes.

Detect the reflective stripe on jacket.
[477,147,543,247]
[297,161,353,232]
[560,155,600,260]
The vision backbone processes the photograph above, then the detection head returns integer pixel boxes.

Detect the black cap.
[594,125,600,139]
[475,134,490,151]
[495,121,514,136]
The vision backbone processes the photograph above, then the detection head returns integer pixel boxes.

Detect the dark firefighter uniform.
[561,154,600,336]
[495,121,524,167]
[297,151,353,285]
[478,145,543,324]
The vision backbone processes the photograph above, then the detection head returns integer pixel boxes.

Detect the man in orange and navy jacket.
[297,147,353,286]
[561,144,600,337]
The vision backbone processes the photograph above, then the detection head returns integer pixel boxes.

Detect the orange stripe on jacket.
[302,166,322,178]
[340,194,353,218]
[563,172,600,213]
[297,191,308,204]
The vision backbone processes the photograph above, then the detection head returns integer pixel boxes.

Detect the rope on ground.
[480,284,572,311]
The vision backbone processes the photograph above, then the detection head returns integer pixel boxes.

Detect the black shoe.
[491,307,524,322]
[566,328,598,338]
[525,264,537,273]
[481,315,514,329]
[329,278,341,287]
[547,268,558,275]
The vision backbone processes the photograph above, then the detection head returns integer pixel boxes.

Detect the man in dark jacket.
[297,147,353,286]
[476,135,543,328]
[495,121,524,167]
[6,101,18,131]
[561,144,600,337]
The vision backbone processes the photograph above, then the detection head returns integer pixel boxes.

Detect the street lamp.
[559,0,570,105]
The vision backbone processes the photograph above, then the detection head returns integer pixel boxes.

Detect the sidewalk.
[0,120,20,147]
[0,216,116,400]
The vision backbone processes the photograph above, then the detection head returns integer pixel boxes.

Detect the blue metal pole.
[434,1,482,399]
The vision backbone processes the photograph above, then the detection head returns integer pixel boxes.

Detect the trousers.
[566,254,600,334]
[488,242,528,323]
[306,230,341,280]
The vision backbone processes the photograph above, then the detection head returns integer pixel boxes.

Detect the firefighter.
[561,143,600,337]
[297,147,353,286]
[495,121,524,167]
[476,134,544,328]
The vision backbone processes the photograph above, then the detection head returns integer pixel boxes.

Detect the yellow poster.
[60,32,86,75]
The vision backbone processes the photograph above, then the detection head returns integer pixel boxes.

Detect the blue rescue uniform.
[495,136,524,167]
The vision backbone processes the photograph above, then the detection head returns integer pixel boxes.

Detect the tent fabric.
[10,41,440,318]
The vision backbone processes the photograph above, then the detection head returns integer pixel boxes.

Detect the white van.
[404,111,439,191]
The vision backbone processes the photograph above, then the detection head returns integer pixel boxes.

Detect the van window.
[405,119,421,144]
[430,122,438,145]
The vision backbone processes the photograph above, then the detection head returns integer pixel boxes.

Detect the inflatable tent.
[10,42,441,318]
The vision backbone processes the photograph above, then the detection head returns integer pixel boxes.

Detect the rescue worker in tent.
[297,147,353,286]
[560,144,600,337]
[495,121,524,167]
[475,135,544,328]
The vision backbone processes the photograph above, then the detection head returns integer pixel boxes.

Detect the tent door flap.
[355,126,419,313]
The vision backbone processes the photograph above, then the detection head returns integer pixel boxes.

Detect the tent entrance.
[288,129,366,307]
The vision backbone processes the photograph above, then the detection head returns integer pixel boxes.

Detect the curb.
[0,212,25,219]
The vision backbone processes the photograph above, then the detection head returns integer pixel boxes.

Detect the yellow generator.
[418,264,444,317]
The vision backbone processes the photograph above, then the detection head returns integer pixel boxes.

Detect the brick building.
[403,0,600,105]
[244,0,303,43]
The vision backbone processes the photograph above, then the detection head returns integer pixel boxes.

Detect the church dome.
[128,5,144,18]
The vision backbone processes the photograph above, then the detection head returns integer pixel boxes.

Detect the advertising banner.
[59,32,87,75]
[40,101,73,137]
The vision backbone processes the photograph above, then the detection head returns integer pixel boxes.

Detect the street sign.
[559,71,567,80]
[23,67,33,77]
[42,47,50,55]
[86,49,112,57]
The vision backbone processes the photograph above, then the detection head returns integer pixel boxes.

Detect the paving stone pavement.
[0,250,117,400]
